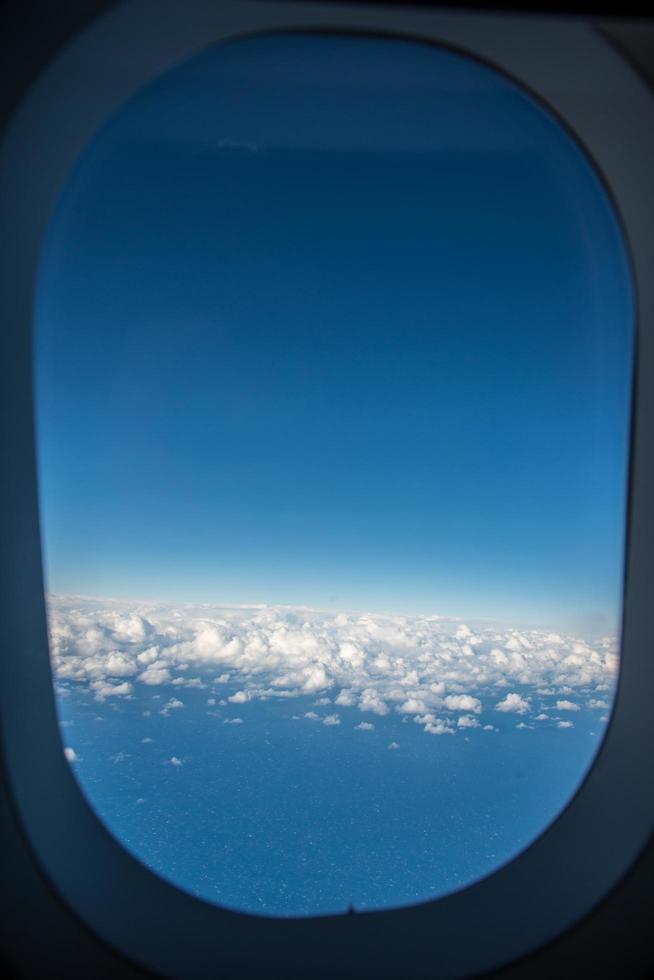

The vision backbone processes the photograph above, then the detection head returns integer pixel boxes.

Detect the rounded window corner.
[2,3,654,979]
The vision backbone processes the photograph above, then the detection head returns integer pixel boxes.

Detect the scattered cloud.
[63,747,78,762]
[358,689,389,716]
[388,741,400,750]
[444,694,482,714]
[398,697,428,715]
[418,715,455,736]
[173,676,205,689]
[323,713,340,726]
[160,697,184,716]
[557,720,574,729]
[46,596,618,740]
[495,693,530,715]
[457,714,479,729]
[138,665,171,686]
[355,721,374,730]
[555,700,580,712]
[90,680,133,701]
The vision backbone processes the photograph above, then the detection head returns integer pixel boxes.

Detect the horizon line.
[43,590,619,637]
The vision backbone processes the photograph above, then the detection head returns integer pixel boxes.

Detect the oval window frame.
[1,2,653,978]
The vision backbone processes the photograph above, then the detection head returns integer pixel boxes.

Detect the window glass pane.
[35,33,633,917]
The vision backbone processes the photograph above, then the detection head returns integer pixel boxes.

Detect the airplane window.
[34,31,633,918]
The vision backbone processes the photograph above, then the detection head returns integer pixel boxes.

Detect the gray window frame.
[1,2,653,977]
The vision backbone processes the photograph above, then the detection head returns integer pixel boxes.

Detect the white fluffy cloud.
[63,746,78,762]
[443,694,482,714]
[414,713,456,736]
[139,665,171,686]
[46,595,618,738]
[397,697,428,715]
[457,714,480,729]
[90,680,133,701]
[358,689,389,716]
[425,720,455,736]
[160,697,184,716]
[495,693,530,715]
[555,699,580,711]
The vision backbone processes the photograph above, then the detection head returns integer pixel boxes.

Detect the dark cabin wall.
[0,3,652,977]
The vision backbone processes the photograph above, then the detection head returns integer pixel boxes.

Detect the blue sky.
[35,33,634,632]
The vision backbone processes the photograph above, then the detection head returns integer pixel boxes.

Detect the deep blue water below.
[57,683,605,917]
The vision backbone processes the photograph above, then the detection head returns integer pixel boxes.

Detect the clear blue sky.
[35,33,634,632]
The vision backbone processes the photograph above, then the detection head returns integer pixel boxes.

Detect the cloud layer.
[48,595,618,735]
